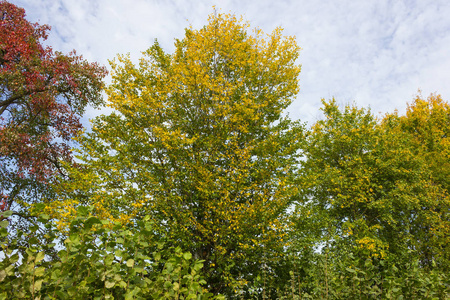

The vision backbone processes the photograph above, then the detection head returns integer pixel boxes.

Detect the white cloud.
[13,0,450,125]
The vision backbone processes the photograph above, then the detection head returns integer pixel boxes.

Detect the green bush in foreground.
[0,206,223,299]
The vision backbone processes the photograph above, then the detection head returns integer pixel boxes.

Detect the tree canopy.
[48,12,303,295]
[0,0,106,222]
[293,98,450,266]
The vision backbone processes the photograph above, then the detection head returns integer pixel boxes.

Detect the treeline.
[0,2,449,299]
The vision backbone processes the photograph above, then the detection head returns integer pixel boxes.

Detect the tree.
[0,1,106,223]
[395,93,450,192]
[292,98,450,282]
[384,93,450,268]
[50,12,302,296]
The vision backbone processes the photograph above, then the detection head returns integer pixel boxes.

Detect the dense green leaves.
[295,98,450,260]
[0,207,221,299]
[287,97,450,298]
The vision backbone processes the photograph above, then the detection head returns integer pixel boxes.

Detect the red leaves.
[0,194,7,211]
[0,1,106,209]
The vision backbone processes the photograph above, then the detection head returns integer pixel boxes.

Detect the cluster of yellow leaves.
[356,236,387,259]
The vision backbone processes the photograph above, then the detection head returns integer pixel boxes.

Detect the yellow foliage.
[46,10,303,293]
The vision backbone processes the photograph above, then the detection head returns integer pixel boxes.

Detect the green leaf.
[0,221,9,228]
[34,266,46,277]
[0,227,7,237]
[39,214,50,220]
[69,233,80,244]
[76,206,90,217]
[193,261,203,272]
[35,252,45,263]
[4,265,14,276]
[34,279,43,291]
[105,281,115,289]
[0,270,6,282]
[104,254,114,266]
[126,259,135,267]
[183,252,192,260]
[1,211,13,218]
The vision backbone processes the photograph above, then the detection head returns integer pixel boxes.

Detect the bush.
[0,206,223,299]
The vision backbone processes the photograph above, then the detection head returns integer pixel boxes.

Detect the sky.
[12,0,450,126]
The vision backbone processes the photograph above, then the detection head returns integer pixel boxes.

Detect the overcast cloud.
[12,0,450,125]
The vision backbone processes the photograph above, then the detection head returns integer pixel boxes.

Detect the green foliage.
[47,11,303,296]
[292,98,450,265]
[285,97,450,299]
[0,207,222,299]
[396,93,450,191]
[281,250,450,299]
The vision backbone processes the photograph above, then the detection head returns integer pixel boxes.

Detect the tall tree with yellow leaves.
[48,12,302,295]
